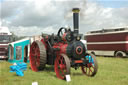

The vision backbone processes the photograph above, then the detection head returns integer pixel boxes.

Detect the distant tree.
[10,32,27,42]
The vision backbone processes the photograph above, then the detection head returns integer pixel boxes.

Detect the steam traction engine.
[29,8,98,80]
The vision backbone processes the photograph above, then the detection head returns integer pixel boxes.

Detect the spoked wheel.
[54,54,70,80]
[29,40,47,72]
[81,53,98,77]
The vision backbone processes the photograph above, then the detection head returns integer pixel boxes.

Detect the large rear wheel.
[81,53,98,77]
[29,41,47,71]
[54,54,70,80]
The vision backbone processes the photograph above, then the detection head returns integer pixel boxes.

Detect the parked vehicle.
[85,27,128,57]
[0,27,12,60]
[29,8,98,80]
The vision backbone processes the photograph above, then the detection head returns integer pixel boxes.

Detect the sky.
[0,0,128,36]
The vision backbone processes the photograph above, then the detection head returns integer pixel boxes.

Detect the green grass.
[0,57,128,85]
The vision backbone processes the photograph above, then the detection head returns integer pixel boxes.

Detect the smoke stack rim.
[72,8,80,13]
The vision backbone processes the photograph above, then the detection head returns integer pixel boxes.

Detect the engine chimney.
[72,8,80,35]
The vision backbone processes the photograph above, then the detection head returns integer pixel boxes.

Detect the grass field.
[0,57,128,85]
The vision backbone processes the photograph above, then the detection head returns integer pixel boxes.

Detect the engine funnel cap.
[72,8,80,13]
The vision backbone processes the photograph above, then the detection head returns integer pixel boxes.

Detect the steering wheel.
[57,27,67,37]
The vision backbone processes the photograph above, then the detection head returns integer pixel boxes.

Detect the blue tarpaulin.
[10,63,27,76]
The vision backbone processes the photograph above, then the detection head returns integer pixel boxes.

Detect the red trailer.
[85,27,128,57]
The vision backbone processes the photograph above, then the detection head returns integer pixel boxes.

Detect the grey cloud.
[1,0,128,36]
[7,0,87,31]
[0,0,25,19]
[9,1,63,27]
[112,8,128,22]
[79,2,128,33]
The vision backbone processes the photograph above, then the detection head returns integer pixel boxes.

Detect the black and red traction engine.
[29,8,98,80]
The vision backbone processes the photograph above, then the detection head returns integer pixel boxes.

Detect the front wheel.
[81,53,98,77]
[54,54,70,80]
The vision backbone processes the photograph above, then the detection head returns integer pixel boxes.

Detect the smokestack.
[72,8,80,35]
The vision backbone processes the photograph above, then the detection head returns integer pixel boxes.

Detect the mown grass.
[0,57,128,85]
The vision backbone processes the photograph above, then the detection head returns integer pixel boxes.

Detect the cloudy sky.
[0,0,128,36]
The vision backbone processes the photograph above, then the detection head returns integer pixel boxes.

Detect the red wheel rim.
[54,55,68,80]
[81,53,98,77]
[29,42,40,71]
[81,63,94,76]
